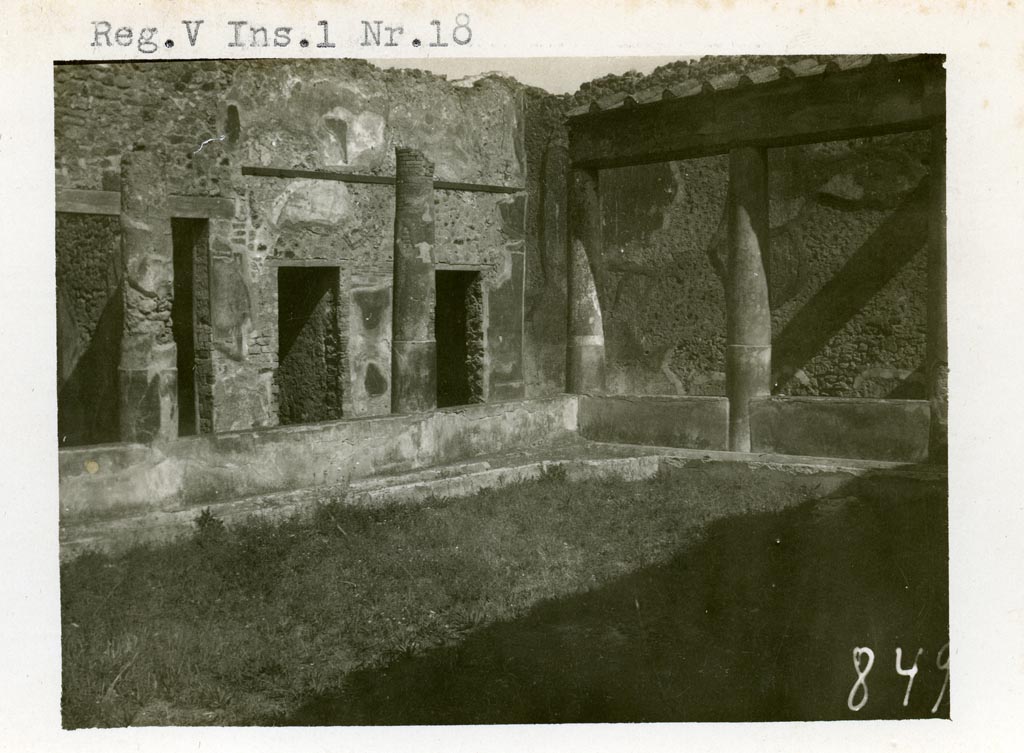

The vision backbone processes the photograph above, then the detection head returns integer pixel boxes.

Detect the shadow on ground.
[274,470,948,725]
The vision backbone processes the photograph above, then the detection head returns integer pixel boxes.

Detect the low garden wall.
[748,396,930,462]
[577,395,730,450]
[58,396,578,520]
[59,393,933,525]
[576,394,929,463]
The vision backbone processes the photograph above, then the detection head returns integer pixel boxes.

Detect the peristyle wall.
[55,60,526,441]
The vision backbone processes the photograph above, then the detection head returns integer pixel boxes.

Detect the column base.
[567,337,606,394]
[392,340,437,414]
[726,344,771,453]
[119,367,178,444]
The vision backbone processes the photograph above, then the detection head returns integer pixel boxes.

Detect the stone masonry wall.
[767,135,929,398]
[55,60,527,438]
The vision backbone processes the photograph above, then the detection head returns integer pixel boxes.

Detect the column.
[927,121,948,464]
[391,147,437,413]
[118,150,178,443]
[726,146,772,452]
[566,167,606,393]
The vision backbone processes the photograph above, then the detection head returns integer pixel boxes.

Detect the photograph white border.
[3,1,1023,751]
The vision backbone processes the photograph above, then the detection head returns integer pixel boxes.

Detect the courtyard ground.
[61,466,947,727]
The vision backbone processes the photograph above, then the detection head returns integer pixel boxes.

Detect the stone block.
[749,396,930,462]
[578,395,729,451]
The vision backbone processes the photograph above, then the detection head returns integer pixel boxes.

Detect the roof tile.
[566,54,934,120]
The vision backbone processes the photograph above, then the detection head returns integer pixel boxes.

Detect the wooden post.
[118,151,178,443]
[927,121,948,464]
[391,147,437,413]
[726,146,772,452]
[566,167,606,393]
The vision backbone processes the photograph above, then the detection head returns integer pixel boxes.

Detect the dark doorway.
[277,266,343,425]
[435,270,485,408]
[171,218,211,436]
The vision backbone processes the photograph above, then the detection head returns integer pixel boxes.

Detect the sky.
[367,56,691,95]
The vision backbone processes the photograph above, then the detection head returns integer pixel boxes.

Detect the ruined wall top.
[54,59,526,197]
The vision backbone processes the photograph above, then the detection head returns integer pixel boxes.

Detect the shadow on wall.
[770,181,929,395]
[276,467,948,725]
[56,212,125,447]
[58,288,123,446]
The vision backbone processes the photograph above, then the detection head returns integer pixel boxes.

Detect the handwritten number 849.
[847,643,949,713]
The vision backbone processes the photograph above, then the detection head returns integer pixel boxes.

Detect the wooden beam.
[267,259,345,267]
[569,56,945,169]
[433,179,522,195]
[55,189,119,215]
[241,165,523,194]
[168,195,236,219]
[56,189,235,219]
[243,166,395,187]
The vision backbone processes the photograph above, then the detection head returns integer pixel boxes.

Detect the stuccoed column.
[391,147,437,413]
[726,146,772,453]
[927,121,948,464]
[118,150,178,443]
[566,167,606,394]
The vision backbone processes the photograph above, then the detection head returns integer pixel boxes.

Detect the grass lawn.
[60,465,948,727]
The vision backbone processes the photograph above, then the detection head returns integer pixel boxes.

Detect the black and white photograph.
[3,1,1024,751]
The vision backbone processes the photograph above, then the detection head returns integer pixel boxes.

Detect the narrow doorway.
[435,270,485,408]
[171,218,211,437]
[277,266,343,425]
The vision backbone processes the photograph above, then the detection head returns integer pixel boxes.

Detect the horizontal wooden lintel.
[267,258,344,267]
[569,55,945,170]
[56,189,236,219]
[241,165,523,195]
[435,262,490,271]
